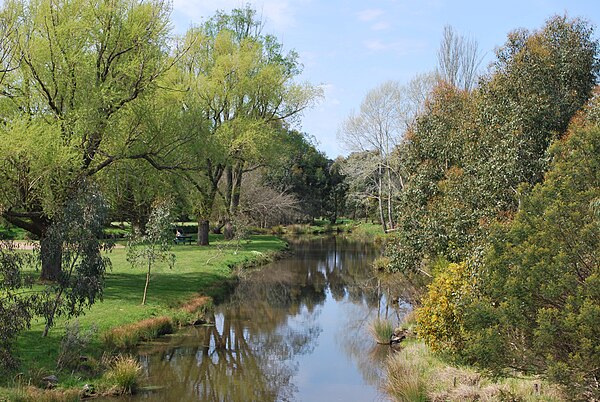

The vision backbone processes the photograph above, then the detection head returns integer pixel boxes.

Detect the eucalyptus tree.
[385,15,599,276]
[0,0,177,280]
[177,6,321,244]
[127,199,175,306]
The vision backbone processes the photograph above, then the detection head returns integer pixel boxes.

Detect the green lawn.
[9,234,286,384]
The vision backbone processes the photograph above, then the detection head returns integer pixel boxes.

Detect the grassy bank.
[384,339,564,402]
[1,234,286,399]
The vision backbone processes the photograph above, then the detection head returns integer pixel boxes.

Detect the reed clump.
[101,355,142,395]
[369,318,395,345]
[102,316,173,350]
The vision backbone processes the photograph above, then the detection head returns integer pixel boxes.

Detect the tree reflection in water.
[125,237,396,402]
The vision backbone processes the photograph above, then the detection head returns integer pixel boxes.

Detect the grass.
[102,316,174,351]
[369,318,395,344]
[0,225,30,240]
[101,355,142,395]
[2,234,286,397]
[384,342,429,402]
[384,340,565,402]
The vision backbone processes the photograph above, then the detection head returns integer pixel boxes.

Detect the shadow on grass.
[103,271,234,306]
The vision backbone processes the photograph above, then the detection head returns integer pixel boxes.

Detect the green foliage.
[175,6,322,236]
[0,241,38,371]
[386,15,600,278]
[463,123,600,399]
[0,0,176,282]
[38,184,113,336]
[127,199,176,305]
[56,321,97,371]
[265,130,343,221]
[102,355,142,395]
[416,261,472,355]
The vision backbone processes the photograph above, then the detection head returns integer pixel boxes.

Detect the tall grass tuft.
[5,386,81,402]
[103,355,142,395]
[369,318,394,344]
[173,296,213,326]
[383,343,428,402]
[102,316,173,350]
[288,224,307,235]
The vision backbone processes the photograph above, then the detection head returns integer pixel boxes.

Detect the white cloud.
[356,8,384,22]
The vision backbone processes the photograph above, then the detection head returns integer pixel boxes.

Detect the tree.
[385,15,599,276]
[436,25,482,91]
[176,6,321,244]
[338,81,408,232]
[462,120,600,399]
[127,199,175,305]
[401,16,600,399]
[265,130,335,221]
[385,83,474,274]
[237,169,300,228]
[38,183,113,337]
[0,0,176,281]
[0,241,38,370]
[340,151,381,223]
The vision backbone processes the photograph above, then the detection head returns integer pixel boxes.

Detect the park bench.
[174,234,193,245]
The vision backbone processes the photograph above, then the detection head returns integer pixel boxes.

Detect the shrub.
[371,256,391,272]
[56,321,97,371]
[415,261,472,354]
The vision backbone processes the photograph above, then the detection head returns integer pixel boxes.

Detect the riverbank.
[0,234,286,401]
[384,337,564,401]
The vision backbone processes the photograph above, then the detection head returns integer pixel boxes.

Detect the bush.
[371,256,391,272]
[103,355,142,395]
[416,261,472,355]
[56,321,97,371]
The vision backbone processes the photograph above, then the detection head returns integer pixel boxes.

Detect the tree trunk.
[230,163,243,215]
[223,220,234,240]
[142,261,151,305]
[377,166,388,233]
[40,234,62,281]
[198,219,209,246]
[386,166,395,230]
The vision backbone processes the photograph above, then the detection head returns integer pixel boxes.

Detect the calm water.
[121,237,406,402]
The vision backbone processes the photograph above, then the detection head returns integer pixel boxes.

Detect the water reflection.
[122,237,399,402]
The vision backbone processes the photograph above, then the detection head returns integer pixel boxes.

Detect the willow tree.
[0,0,175,280]
[177,6,321,244]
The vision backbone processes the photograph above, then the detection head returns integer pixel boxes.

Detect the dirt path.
[7,240,124,250]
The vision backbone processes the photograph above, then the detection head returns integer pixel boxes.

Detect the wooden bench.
[174,235,193,245]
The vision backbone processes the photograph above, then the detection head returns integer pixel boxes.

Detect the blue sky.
[171,0,600,158]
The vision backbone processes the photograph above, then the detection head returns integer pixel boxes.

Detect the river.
[118,236,406,402]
